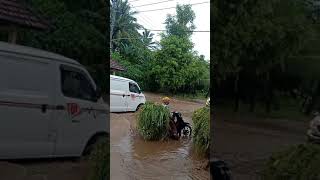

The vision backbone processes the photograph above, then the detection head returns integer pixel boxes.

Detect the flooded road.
[213,108,308,179]
[110,93,209,180]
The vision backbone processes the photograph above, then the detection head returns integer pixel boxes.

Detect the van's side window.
[61,67,96,101]
[129,82,140,94]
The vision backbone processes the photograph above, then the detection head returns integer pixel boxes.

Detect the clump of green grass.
[261,143,320,180]
[88,138,109,180]
[192,106,210,157]
[137,102,170,140]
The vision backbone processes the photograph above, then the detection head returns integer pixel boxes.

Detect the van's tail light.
[67,103,80,116]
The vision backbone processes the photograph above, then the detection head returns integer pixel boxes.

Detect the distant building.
[0,0,48,44]
[110,58,126,75]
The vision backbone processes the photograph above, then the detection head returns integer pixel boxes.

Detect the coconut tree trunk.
[233,74,240,112]
[306,81,320,115]
[265,72,272,113]
[249,91,256,112]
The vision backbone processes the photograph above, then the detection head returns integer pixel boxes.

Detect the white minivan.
[110,75,146,112]
[0,41,108,159]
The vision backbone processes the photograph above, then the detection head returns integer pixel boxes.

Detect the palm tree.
[110,0,141,51]
[141,29,158,50]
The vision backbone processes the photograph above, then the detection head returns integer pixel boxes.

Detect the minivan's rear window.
[60,66,96,101]
[0,56,50,95]
[110,79,127,91]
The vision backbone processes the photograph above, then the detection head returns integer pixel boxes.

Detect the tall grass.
[137,102,170,140]
[261,143,320,180]
[192,106,210,157]
[88,139,109,180]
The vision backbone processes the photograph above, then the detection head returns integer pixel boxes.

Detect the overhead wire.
[146,29,210,32]
[137,1,209,13]
[130,0,207,32]
[131,0,176,8]
[128,0,144,3]
[129,1,159,30]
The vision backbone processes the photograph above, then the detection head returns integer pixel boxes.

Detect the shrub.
[192,106,210,157]
[88,139,109,180]
[261,143,320,180]
[137,102,170,140]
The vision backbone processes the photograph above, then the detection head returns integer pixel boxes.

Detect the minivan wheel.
[136,104,143,112]
[82,135,108,159]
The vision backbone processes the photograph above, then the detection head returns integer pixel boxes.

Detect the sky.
[128,0,210,60]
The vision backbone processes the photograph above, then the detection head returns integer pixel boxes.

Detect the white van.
[110,75,146,112]
[0,41,108,159]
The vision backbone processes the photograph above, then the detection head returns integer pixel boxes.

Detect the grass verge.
[88,138,109,180]
[192,106,210,157]
[261,143,320,180]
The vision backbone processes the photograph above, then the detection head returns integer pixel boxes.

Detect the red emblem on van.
[131,94,136,100]
[67,103,80,116]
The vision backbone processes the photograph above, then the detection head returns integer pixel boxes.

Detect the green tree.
[141,29,158,50]
[151,35,195,93]
[20,0,108,91]
[164,4,195,38]
[110,0,141,52]
[149,4,209,94]
[213,0,312,112]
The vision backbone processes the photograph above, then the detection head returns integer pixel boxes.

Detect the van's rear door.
[0,55,55,158]
[110,78,128,112]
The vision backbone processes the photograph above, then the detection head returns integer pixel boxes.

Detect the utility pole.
[110,0,117,52]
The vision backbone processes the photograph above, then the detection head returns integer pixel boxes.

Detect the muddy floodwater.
[110,93,209,180]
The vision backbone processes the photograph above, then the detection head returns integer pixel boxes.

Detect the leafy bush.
[137,102,170,140]
[261,143,320,180]
[88,138,109,180]
[192,106,210,157]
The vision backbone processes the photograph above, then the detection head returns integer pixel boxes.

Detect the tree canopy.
[213,0,320,113]
[112,2,210,96]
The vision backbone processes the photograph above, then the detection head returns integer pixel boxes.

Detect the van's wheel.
[136,104,143,112]
[82,134,109,159]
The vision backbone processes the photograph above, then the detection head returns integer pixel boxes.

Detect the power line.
[111,37,141,42]
[128,0,158,29]
[146,29,210,32]
[128,0,141,2]
[131,6,158,29]
[137,1,209,13]
[132,0,176,8]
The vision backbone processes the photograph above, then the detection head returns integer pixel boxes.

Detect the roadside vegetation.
[215,96,310,122]
[0,0,108,92]
[261,143,320,180]
[110,1,210,97]
[213,0,320,118]
[88,139,109,180]
[192,106,210,157]
[137,102,171,141]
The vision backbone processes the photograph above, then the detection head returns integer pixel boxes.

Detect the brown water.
[110,93,209,180]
